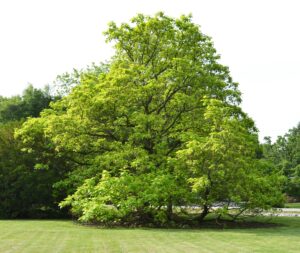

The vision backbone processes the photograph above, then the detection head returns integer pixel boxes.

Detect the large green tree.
[19,13,283,225]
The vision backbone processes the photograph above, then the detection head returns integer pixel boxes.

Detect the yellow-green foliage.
[18,13,284,224]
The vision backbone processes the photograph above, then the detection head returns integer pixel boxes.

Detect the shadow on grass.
[76,215,290,230]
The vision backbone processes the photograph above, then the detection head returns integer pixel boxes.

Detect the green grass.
[285,202,300,208]
[0,217,300,253]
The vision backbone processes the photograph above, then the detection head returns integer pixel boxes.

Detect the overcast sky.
[0,0,299,141]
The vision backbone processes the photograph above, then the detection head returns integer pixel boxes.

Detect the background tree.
[0,121,70,218]
[262,124,300,200]
[0,85,60,218]
[0,63,110,218]
[0,85,53,122]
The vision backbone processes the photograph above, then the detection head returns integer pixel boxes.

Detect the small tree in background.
[262,124,300,201]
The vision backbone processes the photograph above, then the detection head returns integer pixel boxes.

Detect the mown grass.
[0,217,299,253]
[285,202,300,208]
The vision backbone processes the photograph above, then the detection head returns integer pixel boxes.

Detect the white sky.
[0,0,299,141]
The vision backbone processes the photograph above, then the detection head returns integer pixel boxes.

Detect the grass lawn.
[0,217,300,253]
[285,202,300,208]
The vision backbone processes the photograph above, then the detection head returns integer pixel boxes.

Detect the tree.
[0,120,69,218]
[0,96,24,122]
[0,85,54,122]
[19,13,283,225]
[263,124,300,200]
[0,86,61,218]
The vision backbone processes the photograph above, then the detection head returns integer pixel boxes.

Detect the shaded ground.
[188,219,280,229]
[79,218,281,230]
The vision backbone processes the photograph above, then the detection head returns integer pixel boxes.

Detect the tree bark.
[166,198,173,220]
[198,204,209,222]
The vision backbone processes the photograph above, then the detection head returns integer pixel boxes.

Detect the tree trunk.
[198,204,209,222]
[166,198,173,220]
